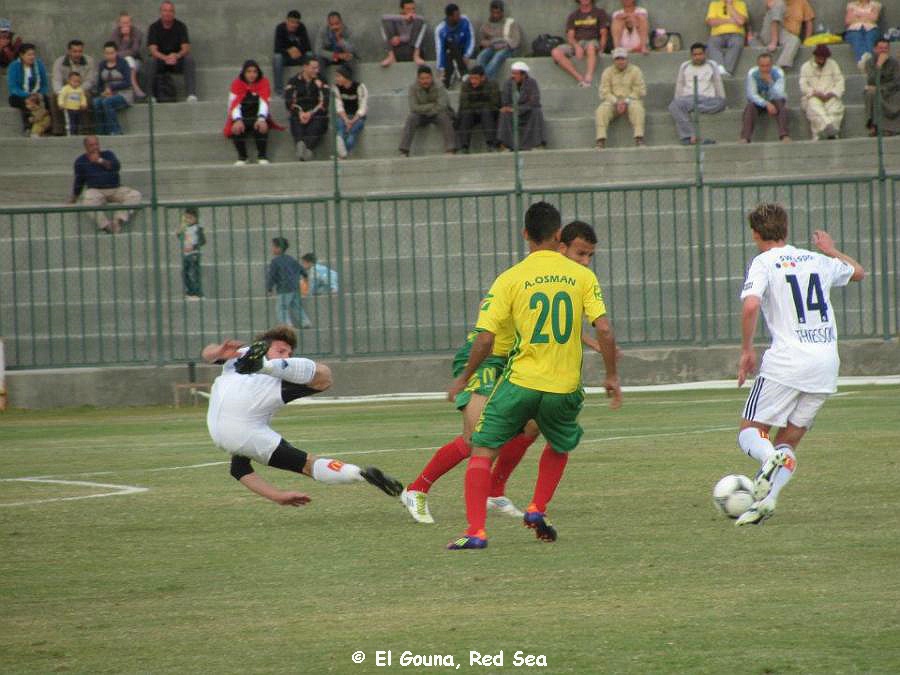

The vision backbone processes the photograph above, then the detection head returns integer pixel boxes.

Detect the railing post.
[330,88,349,358]
[874,68,891,340]
[692,75,709,345]
[512,92,524,257]
[148,95,165,365]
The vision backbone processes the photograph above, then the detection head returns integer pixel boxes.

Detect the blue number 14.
[785,273,829,324]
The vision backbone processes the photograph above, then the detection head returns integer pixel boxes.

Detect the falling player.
[447,202,622,549]
[203,325,403,506]
[734,203,864,526]
[400,221,604,524]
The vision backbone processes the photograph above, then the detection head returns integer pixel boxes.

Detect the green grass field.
[2,386,899,674]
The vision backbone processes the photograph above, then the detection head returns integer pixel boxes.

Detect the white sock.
[766,444,797,503]
[259,357,317,384]
[311,458,363,485]
[738,427,776,465]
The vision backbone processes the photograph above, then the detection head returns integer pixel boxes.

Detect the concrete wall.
[6,339,899,409]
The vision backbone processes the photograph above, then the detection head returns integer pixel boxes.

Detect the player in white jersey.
[204,325,403,506]
[734,203,865,526]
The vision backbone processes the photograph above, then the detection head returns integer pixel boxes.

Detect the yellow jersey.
[706,0,748,37]
[475,250,607,394]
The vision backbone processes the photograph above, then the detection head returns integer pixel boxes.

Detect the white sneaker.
[753,450,786,501]
[186,94,198,103]
[233,159,247,166]
[336,135,348,159]
[735,498,776,526]
[400,489,434,524]
[257,158,270,165]
[487,495,524,518]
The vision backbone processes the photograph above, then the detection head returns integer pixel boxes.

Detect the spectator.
[147,1,197,103]
[267,237,312,329]
[800,44,844,140]
[225,60,279,165]
[551,0,610,88]
[273,10,312,96]
[67,135,142,234]
[109,12,146,99]
[57,71,88,136]
[845,1,882,65]
[0,18,23,68]
[285,55,329,162]
[476,0,521,80]
[595,47,646,149]
[52,40,95,135]
[755,0,814,70]
[6,43,50,136]
[705,0,749,77]
[381,0,428,68]
[864,39,900,137]
[177,207,204,300]
[497,61,546,151]
[333,65,368,160]
[456,64,500,152]
[611,0,649,54]
[435,3,475,88]
[93,42,133,136]
[741,53,791,142]
[318,11,357,78]
[399,65,456,156]
[301,253,339,295]
[669,42,726,145]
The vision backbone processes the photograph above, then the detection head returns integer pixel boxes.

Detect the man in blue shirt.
[67,135,142,233]
[741,52,791,143]
[435,3,474,88]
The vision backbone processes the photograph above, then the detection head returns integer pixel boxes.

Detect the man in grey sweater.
[476,0,522,79]
[399,65,457,156]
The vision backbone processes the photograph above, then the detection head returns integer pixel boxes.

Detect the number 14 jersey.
[741,244,855,394]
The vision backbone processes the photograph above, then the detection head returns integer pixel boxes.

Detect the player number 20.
[529,291,574,344]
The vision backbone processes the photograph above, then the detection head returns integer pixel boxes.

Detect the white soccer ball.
[712,474,755,519]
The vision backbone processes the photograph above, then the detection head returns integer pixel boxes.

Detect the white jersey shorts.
[742,376,829,429]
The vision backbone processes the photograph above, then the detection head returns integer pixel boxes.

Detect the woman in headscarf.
[223,60,282,165]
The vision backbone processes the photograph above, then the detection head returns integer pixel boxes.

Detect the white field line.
[0,477,148,507]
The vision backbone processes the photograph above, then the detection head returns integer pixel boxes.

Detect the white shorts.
[742,376,829,429]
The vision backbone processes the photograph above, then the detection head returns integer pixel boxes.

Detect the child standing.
[57,70,88,135]
[266,237,312,328]
[177,207,205,299]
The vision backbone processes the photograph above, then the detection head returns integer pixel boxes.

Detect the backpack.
[531,34,565,57]
[195,226,206,247]
[154,72,177,103]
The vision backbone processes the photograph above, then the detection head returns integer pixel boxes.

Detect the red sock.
[530,444,569,513]
[464,455,492,536]
[489,433,537,498]
[407,435,470,493]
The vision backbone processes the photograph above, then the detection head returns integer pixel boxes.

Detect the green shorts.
[472,377,584,453]
[454,356,507,411]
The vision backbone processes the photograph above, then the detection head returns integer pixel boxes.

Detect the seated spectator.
[52,40,95,135]
[58,71,88,136]
[267,237,312,329]
[225,60,280,165]
[285,55,329,162]
[800,44,844,140]
[25,93,51,137]
[273,10,312,96]
[67,135,142,234]
[754,0,814,70]
[456,65,500,152]
[864,39,900,137]
[147,1,197,103]
[301,253,339,295]
[595,48,646,149]
[435,3,475,88]
[318,11,357,78]
[0,18,23,68]
[741,53,791,142]
[497,61,546,151]
[381,0,428,68]
[551,0,610,88]
[6,43,50,136]
[669,42,726,145]
[109,12,146,99]
[93,42,133,136]
[705,0,749,77]
[611,0,649,54]
[476,1,521,80]
[399,65,456,156]
[333,65,368,159]
[845,1,882,65]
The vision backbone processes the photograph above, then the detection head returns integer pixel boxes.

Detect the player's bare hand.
[604,375,622,410]
[276,491,311,507]
[737,349,756,387]
[218,339,245,361]
[811,229,835,256]
[446,375,467,402]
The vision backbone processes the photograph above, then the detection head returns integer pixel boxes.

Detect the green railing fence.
[2,83,897,369]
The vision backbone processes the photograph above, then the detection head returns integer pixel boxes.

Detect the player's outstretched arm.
[201,339,245,363]
[812,230,866,281]
[447,331,494,401]
[738,296,761,387]
[593,316,622,409]
[240,473,312,506]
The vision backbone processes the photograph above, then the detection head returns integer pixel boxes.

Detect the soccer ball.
[712,474,754,518]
